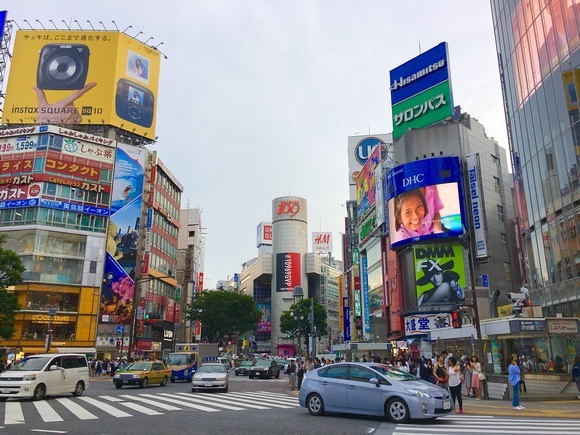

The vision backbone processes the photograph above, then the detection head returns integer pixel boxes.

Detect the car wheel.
[386,397,410,424]
[33,384,46,401]
[72,381,84,397]
[235,373,239,376]
[306,393,324,416]
[223,385,228,393]
[140,377,148,389]
[115,383,123,389]
[160,376,168,387]
[191,388,197,393]
[249,374,254,379]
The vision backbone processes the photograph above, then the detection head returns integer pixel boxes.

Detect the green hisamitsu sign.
[392,80,453,139]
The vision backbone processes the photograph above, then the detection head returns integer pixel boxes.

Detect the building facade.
[491,0,580,318]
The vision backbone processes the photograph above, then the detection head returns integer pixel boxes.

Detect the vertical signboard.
[342,296,351,342]
[361,256,371,333]
[256,221,273,247]
[390,42,453,139]
[100,143,146,324]
[275,252,301,292]
[356,144,382,217]
[465,153,488,259]
[258,303,271,333]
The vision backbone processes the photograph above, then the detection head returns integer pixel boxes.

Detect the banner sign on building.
[356,144,382,217]
[100,143,146,324]
[257,303,271,333]
[404,312,453,335]
[414,244,466,307]
[2,31,162,139]
[386,156,465,249]
[312,232,333,253]
[256,221,273,247]
[390,42,453,139]
[362,256,371,333]
[342,296,351,342]
[465,153,488,259]
[275,252,301,292]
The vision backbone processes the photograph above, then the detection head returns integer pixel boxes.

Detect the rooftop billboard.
[390,42,453,139]
[2,30,161,139]
[386,156,465,249]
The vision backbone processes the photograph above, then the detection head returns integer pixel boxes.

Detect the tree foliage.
[0,234,24,339]
[280,298,327,341]
[185,290,262,344]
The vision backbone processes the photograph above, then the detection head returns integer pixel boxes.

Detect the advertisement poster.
[100,144,146,323]
[275,252,301,292]
[356,144,381,217]
[2,31,161,138]
[257,303,271,333]
[386,156,465,249]
[414,244,466,306]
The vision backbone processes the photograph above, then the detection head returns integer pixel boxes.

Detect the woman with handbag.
[433,354,448,391]
[470,356,483,400]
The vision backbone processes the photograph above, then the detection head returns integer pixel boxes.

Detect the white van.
[0,353,89,401]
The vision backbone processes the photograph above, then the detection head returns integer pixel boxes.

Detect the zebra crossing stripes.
[0,391,298,425]
[392,415,580,435]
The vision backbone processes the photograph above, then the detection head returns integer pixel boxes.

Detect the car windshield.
[197,364,226,374]
[370,364,418,381]
[240,361,253,367]
[9,356,51,371]
[125,362,152,371]
[167,354,190,365]
[255,360,271,367]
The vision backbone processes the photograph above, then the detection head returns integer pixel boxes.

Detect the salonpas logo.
[390,59,445,91]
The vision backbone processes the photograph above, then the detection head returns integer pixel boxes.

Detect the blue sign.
[482,274,489,288]
[116,325,125,334]
[147,209,153,228]
[354,137,386,166]
[0,198,111,216]
[362,256,371,333]
[389,42,450,106]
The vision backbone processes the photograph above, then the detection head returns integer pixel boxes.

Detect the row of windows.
[153,210,178,240]
[42,182,111,207]
[0,207,107,233]
[31,156,113,183]
[151,231,178,259]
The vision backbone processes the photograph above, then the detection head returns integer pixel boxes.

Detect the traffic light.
[451,311,462,329]
[286,332,291,338]
[145,313,150,319]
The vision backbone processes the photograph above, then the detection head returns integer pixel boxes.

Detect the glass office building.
[490,0,580,316]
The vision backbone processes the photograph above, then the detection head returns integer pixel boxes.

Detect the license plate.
[443,401,451,410]
[205,382,213,387]
[123,380,128,384]
[1,389,10,394]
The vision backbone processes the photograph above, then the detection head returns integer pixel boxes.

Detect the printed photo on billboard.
[356,144,381,217]
[2,31,161,139]
[275,252,301,292]
[257,303,271,333]
[386,157,465,249]
[414,244,466,306]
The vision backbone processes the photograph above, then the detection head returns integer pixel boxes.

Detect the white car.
[191,363,229,393]
[0,354,89,401]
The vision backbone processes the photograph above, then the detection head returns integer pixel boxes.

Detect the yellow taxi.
[113,361,171,389]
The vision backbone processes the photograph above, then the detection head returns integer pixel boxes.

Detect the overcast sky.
[3,1,508,289]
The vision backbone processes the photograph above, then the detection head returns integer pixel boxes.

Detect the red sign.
[0,173,110,193]
[45,157,101,180]
[135,339,152,350]
[0,158,34,174]
[29,184,41,196]
[276,200,301,217]
[142,253,150,277]
[198,272,204,291]
[264,224,272,241]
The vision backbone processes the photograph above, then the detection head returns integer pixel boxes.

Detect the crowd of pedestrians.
[88,358,128,378]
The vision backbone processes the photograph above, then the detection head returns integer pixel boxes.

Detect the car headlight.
[22,374,37,381]
[132,374,141,379]
[113,374,120,379]
[405,389,432,398]
[216,376,227,381]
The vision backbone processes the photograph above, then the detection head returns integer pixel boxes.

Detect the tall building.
[491,0,580,317]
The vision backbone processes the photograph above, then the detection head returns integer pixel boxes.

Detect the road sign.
[482,274,489,287]
[116,325,125,334]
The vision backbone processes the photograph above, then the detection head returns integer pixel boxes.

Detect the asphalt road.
[1,373,578,435]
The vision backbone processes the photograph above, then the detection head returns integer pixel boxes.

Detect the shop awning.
[20,347,55,354]
[56,347,97,354]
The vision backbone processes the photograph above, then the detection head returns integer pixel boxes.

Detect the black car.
[249,359,280,379]
[235,360,254,376]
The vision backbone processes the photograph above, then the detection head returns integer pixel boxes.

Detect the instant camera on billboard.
[414,244,466,307]
[386,156,465,249]
[2,31,161,139]
[390,42,453,139]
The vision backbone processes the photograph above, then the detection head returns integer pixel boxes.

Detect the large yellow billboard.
[2,31,161,139]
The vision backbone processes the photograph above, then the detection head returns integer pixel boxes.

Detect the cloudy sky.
[2,1,508,289]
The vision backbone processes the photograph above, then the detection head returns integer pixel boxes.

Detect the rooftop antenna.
[133,30,143,39]
[144,36,154,45]
[61,20,71,30]
[122,25,132,34]
[86,20,96,31]
[73,20,82,30]
[111,21,120,31]
[23,19,34,30]
[48,20,59,30]
[35,20,47,30]
[99,21,107,31]
[154,41,164,49]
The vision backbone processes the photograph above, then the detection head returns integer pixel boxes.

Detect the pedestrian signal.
[451,311,462,329]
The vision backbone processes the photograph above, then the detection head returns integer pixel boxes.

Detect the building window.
[491,154,499,164]
[501,233,507,250]
[503,262,511,281]
[497,205,504,222]
[494,176,500,187]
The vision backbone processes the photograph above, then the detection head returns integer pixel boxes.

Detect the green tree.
[280,298,327,355]
[185,290,262,344]
[0,234,24,339]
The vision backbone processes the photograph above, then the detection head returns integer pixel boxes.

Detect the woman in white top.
[447,356,463,413]
[470,356,483,400]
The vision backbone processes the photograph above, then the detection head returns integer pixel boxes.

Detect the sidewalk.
[458,394,580,419]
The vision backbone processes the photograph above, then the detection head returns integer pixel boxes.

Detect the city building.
[491,0,580,318]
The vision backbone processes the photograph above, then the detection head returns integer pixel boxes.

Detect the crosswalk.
[392,415,580,434]
[0,391,300,425]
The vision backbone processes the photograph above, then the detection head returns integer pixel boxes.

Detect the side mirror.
[49,365,60,371]
[370,377,380,387]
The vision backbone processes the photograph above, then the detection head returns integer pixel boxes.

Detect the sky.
[2,1,508,289]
